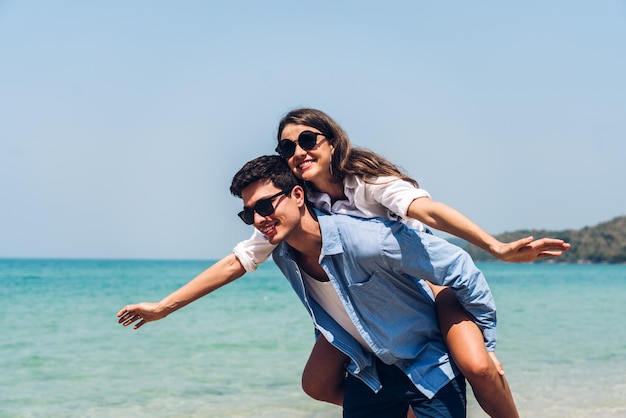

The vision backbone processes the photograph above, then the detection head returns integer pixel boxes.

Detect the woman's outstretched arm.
[407,197,570,262]
[117,253,246,329]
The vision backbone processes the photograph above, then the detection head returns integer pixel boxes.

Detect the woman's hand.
[492,236,571,262]
[117,302,168,330]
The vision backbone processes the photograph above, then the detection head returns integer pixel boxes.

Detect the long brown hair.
[276,108,419,187]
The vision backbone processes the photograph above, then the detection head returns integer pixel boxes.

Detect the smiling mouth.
[259,222,278,235]
[297,159,315,170]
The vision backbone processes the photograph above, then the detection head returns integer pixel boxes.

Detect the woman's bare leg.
[430,283,519,418]
[301,334,349,405]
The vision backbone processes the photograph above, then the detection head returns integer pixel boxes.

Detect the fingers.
[517,237,570,249]
[121,315,143,328]
[117,307,144,328]
[488,352,505,376]
[510,238,570,260]
[513,236,534,248]
[536,250,567,259]
[117,307,133,322]
[528,239,571,254]
[529,238,570,248]
[496,363,505,376]
[502,236,533,254]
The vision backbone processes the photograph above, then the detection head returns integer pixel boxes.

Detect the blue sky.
[1,1,625,259]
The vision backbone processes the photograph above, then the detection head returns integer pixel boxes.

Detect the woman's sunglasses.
[238,189,289,225]
[275,131,327,159]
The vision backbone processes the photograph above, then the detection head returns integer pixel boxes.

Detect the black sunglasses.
[238,189,290,225]
[275,131,327,159]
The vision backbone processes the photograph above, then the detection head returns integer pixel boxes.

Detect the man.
[227,155,498,417]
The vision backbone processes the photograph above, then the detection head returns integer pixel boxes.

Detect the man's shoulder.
[316,209,388,226]
[317,210,393,234]
[316,211,411,252]
[317,210,460,249]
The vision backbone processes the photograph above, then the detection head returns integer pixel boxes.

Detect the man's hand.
[117,302,167,330]
[492,236,571,262]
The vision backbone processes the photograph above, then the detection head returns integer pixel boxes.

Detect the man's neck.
[285,213,329,282]
[285,213,322,256]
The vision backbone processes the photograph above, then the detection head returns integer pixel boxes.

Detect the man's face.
[240,180,302,246]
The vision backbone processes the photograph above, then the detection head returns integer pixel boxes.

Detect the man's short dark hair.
[230,155,303,198]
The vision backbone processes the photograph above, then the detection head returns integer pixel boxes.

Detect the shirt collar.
[307,174,359,213]
[342,174,360,190]
[315,209,345,257]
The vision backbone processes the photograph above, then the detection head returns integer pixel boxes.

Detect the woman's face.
[279,123,334,185]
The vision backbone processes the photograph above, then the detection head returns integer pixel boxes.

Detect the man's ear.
[292,185,306,207]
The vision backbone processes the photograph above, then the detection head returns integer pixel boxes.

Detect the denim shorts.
[343,359,466,418]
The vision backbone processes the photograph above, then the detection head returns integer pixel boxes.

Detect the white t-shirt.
[301,271,372,351]
[233,175,431,272]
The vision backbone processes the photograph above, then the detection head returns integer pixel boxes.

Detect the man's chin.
[266,234,282,245]
[259,224,286,245]
[261,230,279,245]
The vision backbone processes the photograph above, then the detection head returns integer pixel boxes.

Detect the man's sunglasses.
[238,189,290,225]
[275,131,328,159]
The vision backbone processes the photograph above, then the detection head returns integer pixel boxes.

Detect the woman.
[235,108,568,417]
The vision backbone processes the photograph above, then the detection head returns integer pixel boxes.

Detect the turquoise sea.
[1,259,625,418]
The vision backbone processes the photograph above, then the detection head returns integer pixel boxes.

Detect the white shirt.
[233,175,431,272]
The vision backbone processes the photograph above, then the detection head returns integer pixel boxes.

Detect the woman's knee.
[302,372,343,403]
[302,375,328,401]
[458,355,494,380]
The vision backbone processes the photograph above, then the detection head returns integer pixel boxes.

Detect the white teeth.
[261,224,276,234]
[299,161,313,169]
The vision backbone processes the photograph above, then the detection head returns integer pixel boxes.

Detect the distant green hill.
[457,215,626,264]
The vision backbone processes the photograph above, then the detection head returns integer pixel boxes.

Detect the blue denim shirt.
[272,210,497,398]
